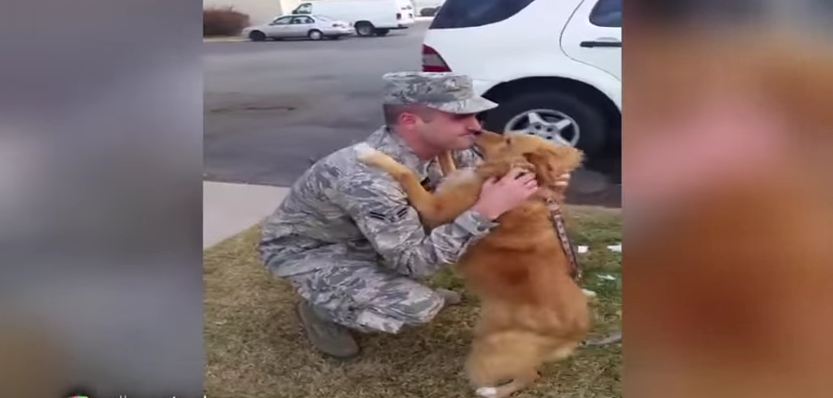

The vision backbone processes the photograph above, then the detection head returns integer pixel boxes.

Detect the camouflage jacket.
[259,126,497,279]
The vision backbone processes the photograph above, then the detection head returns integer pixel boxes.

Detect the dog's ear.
[523,146,584,187]
[523,150,558,188]
[555,146,584,174]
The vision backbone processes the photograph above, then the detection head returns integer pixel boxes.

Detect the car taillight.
[422,44,451,72]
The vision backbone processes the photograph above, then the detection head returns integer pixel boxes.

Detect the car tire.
[308,30,323,41]
[248,31,266,42]
[374,28,390,36]
[355,21,374,37]
[484,92,609,156]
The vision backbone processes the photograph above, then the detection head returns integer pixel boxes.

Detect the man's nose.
[466,115,482,130]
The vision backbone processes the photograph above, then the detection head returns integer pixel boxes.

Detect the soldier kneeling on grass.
[258,71,571,358]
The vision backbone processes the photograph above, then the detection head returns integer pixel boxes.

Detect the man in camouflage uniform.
[259,72,544,358]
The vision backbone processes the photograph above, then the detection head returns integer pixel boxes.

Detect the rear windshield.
[430,0,536,29]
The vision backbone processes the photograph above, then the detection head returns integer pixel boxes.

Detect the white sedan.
[243,14,353,41]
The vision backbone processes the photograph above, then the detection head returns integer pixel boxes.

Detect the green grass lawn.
[204,205,622,398]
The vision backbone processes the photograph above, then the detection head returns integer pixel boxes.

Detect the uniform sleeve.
[334,167,497,279]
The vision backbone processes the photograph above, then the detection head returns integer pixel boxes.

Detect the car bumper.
[323,28,353,35]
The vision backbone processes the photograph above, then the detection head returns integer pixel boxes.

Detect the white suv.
[422,0,621,157]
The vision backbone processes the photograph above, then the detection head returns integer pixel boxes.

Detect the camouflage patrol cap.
[382,71,498,114]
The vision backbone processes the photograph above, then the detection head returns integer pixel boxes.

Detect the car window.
[291,17,310,24]
[430,0,535,29]
[590,0,622,27]
[272,16,293,25]
[294,3,312,14]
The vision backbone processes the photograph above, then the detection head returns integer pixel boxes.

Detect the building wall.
[204,0,302,25]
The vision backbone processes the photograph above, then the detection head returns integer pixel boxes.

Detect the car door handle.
[580,40,622,48]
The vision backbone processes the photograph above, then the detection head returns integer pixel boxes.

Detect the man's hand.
[472,168,538,220]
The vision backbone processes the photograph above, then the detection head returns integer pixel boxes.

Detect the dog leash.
[546,198,624,347]
[546,198,582,282]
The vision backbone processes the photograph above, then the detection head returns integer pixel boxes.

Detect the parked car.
[422,0,621,157]
[419,7,438,17]
[242,14,353,41]
[414,0,444,16]
[293,0,415,37]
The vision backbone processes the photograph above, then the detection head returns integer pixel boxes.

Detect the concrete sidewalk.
[204,36,246,43]
[203,181,289,249]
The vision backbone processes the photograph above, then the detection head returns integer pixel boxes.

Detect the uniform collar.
[366,126,433,180]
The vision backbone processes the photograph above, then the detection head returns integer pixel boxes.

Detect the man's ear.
[398,112,419,127]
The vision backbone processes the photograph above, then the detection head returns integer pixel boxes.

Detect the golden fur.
[358,131,589,398]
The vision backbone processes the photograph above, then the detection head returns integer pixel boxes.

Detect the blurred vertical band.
[0,0,204,396]
[625,1,833,397]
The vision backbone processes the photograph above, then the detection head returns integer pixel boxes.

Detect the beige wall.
[204,0,302,25]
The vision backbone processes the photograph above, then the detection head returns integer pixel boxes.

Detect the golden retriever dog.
[356,130,589,398]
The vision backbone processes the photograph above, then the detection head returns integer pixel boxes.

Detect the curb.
[204,36,247,43]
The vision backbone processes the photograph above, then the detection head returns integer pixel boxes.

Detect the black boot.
[296,301,360,359]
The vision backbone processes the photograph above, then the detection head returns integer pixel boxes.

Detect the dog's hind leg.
[467,331,544,398]
[545,341,579,362]
[474,368,539,398]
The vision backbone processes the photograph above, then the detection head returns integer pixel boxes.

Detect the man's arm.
[335,172,496,279]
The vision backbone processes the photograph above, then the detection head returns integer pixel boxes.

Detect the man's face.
[415,109,483,151]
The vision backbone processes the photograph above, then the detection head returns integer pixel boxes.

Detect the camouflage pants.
[285,264,446,334]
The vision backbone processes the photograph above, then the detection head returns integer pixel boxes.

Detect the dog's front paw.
[354,143,380,161]
[355,143,402,174]
[475,387,498,398]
